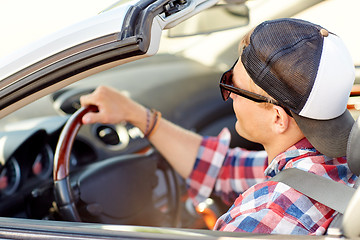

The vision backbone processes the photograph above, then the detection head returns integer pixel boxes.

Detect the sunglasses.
[219,60,292,116]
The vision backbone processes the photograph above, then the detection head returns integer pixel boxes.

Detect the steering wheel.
[53,105,181,226]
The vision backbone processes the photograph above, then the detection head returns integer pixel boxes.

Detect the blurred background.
[0,0,359,65]
[0,0,117,57]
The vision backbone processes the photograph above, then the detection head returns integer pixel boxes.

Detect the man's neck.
[264,135,305,164]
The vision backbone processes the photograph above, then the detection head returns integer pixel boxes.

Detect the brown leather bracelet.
[145,109,161,138]
[144,108,151,136]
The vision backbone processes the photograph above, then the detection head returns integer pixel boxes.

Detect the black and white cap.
[241,18,355,157]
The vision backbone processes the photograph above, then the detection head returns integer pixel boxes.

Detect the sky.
[0,0,118,57]
[0,0,359,64]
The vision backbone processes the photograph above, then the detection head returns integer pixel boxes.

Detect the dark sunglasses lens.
[220,85,229,101]
[220,70,233,101]
[221,70,232,85]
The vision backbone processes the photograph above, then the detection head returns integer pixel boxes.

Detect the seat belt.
[270,168,355,214]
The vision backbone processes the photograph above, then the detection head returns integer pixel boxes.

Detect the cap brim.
[292,109,354,158]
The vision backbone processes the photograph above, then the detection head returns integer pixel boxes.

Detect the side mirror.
[168,3,249,37]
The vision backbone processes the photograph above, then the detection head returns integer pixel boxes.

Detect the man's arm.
[187,130,268,206]
[80,85,202,179]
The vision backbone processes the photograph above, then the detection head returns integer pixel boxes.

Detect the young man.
[80,18,357,235]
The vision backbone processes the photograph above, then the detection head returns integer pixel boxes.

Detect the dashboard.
[0,114,150,218]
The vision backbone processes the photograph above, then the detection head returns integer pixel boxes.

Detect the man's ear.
[271,105,290,134]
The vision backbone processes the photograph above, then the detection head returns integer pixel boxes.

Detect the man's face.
[230,59,273,144]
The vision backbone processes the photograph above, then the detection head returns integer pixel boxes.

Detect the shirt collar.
[264,138,317,177]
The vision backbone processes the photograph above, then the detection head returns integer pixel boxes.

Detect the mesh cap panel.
[241,18,324,114]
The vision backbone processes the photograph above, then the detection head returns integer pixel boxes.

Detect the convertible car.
[0,0,359,239]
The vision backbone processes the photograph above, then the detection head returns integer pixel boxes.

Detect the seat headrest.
[346,116,360,176]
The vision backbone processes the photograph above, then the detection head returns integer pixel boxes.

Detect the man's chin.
[235,122,248,140]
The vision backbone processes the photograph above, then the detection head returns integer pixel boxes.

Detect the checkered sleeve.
[186,128,268,206]
[214,145,268,205]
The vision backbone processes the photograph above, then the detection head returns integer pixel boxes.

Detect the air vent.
[95,124,129,150]
[97,126,119,145]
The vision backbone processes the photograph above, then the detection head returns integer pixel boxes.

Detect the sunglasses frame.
[219,60,292,116]
[220,82,279,104]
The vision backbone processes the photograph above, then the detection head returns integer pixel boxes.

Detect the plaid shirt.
[187,128,357,235]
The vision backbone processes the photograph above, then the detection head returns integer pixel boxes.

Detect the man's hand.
[80,86,146,128]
